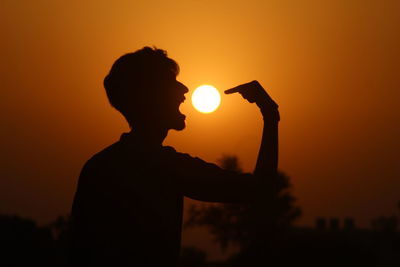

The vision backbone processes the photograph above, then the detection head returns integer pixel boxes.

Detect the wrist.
[261,107,280,123]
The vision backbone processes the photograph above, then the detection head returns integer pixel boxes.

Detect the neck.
[129,126,168,146]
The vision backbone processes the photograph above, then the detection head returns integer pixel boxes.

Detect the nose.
[178,82,189,94]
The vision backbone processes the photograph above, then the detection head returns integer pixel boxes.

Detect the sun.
[191,85,221,113]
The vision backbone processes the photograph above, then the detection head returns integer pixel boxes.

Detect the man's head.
[104,47,188,131]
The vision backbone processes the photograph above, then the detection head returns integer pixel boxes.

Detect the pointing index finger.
[224,86,241,94]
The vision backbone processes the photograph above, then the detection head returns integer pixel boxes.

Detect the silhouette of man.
[69,47,280,266]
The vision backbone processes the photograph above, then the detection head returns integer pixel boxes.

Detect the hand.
[225,81,280,121]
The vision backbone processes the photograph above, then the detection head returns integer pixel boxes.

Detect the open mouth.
[177,97,186,119]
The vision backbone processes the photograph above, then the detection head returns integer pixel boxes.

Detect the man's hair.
[103,47,179,127]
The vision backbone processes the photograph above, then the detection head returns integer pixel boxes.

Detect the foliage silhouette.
[0,214,57,266]
[179,246,207,267]
[185,155,301,251]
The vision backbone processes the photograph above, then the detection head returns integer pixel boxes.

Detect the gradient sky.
[1,0,399,260]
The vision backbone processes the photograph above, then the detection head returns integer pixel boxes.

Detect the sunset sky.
[1,0,399,260]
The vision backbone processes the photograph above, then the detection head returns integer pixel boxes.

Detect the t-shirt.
[68,132,256,267]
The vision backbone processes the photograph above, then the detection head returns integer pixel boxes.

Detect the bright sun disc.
[191,85,221,113]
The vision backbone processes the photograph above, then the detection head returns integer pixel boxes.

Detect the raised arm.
[173,81,279,203]
[225,81,280,178]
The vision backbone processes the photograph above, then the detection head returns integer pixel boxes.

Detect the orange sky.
[1,0,399,260]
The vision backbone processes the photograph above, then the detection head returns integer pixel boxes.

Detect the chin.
[171,120,186,131]
[169,116,186,131]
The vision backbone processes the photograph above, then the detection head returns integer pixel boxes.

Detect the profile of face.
[155,76,189,131]
[131,72,188,132]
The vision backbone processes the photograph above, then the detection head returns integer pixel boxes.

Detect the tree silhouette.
[0,214,56,266]
[185,155,301,254]
[179,246,207,267]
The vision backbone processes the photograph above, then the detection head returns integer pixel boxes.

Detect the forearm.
[254,107,279,178]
